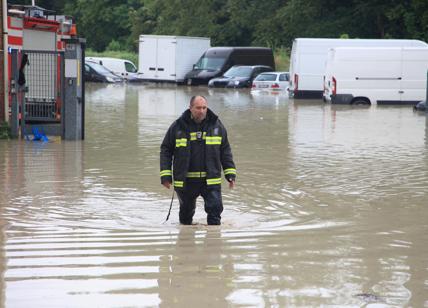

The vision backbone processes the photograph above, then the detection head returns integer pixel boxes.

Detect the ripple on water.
[1,86,427,307]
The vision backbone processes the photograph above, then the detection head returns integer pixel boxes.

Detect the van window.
[125,62,137,73]
[195,57,226,70]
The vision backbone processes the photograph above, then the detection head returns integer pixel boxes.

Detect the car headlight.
[234,80,240,86]
[106,76,115,82]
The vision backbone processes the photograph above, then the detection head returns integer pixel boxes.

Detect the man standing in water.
[160,95,236,225]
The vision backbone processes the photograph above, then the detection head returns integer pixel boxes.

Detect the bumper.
[330,94,354,104]
[208,82,229,88]
[186,78,210,86]
[292,90,324,99]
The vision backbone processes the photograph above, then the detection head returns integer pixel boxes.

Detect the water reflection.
[0,140,84,232]
[0,209,5,308]
[158,227,230,307]
[0,84,427,307]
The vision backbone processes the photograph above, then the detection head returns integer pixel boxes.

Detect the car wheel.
[351,97,371,105]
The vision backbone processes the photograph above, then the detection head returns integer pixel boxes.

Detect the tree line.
[9,0,428,52]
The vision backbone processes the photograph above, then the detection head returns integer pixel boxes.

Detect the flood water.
[1,83,428,307]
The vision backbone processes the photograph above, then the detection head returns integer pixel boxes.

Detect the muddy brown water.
[1,83,427,307]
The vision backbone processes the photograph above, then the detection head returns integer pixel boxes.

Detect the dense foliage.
[9,0,428,52]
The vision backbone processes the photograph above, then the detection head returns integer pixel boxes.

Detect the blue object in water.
[31,126,49,142]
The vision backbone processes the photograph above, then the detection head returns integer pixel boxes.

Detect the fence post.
[63,38,86,140]
[10,50,19,138]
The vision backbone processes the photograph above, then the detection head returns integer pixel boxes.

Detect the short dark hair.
[190,95,207,106]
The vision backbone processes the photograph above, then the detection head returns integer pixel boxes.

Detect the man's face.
[189,97,208,123]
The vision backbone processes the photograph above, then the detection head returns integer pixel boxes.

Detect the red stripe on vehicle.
[8,36,23,46]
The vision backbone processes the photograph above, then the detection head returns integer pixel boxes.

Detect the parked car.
[84,61,123,83]
[185,47,275,85]
[252,71,290,91]
[208,65,273,88]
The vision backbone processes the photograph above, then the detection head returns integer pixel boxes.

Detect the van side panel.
[102,59,124,76]
[336,49,402,104]
[230,49,275,69]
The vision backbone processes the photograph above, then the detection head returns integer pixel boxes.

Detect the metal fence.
[23,51,64,122]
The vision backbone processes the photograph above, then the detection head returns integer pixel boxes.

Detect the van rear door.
[141,38,158,79]
[157,38,176,81]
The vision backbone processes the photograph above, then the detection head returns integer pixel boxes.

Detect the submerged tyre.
[413,101,426,111]
[351,97,371,105]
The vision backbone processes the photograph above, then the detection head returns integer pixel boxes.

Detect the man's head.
[189,95,208,123]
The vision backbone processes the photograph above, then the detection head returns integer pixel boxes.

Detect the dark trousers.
[176,182,223,225]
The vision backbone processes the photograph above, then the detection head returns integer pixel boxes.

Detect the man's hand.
[162,181,171,189]
[229,180,235,189]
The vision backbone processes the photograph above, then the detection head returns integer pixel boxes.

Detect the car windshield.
[255,73,277,81]
[224,66,252,78]
[87,62,113,75]
[194,57,225,70]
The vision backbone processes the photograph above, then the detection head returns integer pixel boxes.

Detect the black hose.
[164,190,175,222]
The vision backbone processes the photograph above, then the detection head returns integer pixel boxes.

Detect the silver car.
[251,72,290,91]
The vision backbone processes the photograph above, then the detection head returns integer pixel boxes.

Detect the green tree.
[64,0,137,51]
[10,0,427,52]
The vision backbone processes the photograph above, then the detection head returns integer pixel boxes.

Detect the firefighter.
[160,95,236,225]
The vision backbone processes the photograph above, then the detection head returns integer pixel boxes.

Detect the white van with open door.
[323,47,428,105]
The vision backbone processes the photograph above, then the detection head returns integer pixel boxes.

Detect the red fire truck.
[7,4,77,122]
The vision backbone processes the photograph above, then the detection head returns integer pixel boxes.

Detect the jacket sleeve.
[220,123,236,182]
[160,123,175,184]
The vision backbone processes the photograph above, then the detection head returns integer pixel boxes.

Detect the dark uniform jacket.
[160,108,236,190]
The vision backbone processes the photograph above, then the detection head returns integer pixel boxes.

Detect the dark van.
[184,47,275,85]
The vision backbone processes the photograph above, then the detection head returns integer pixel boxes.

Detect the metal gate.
[10,49,64,138]
[22,50,64,122]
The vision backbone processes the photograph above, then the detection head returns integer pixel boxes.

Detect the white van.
[323,47,428,105]
[85,57,140,81]
[289,38,428,99]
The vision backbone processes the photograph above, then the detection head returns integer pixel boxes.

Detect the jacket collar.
[178,108,218,128]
